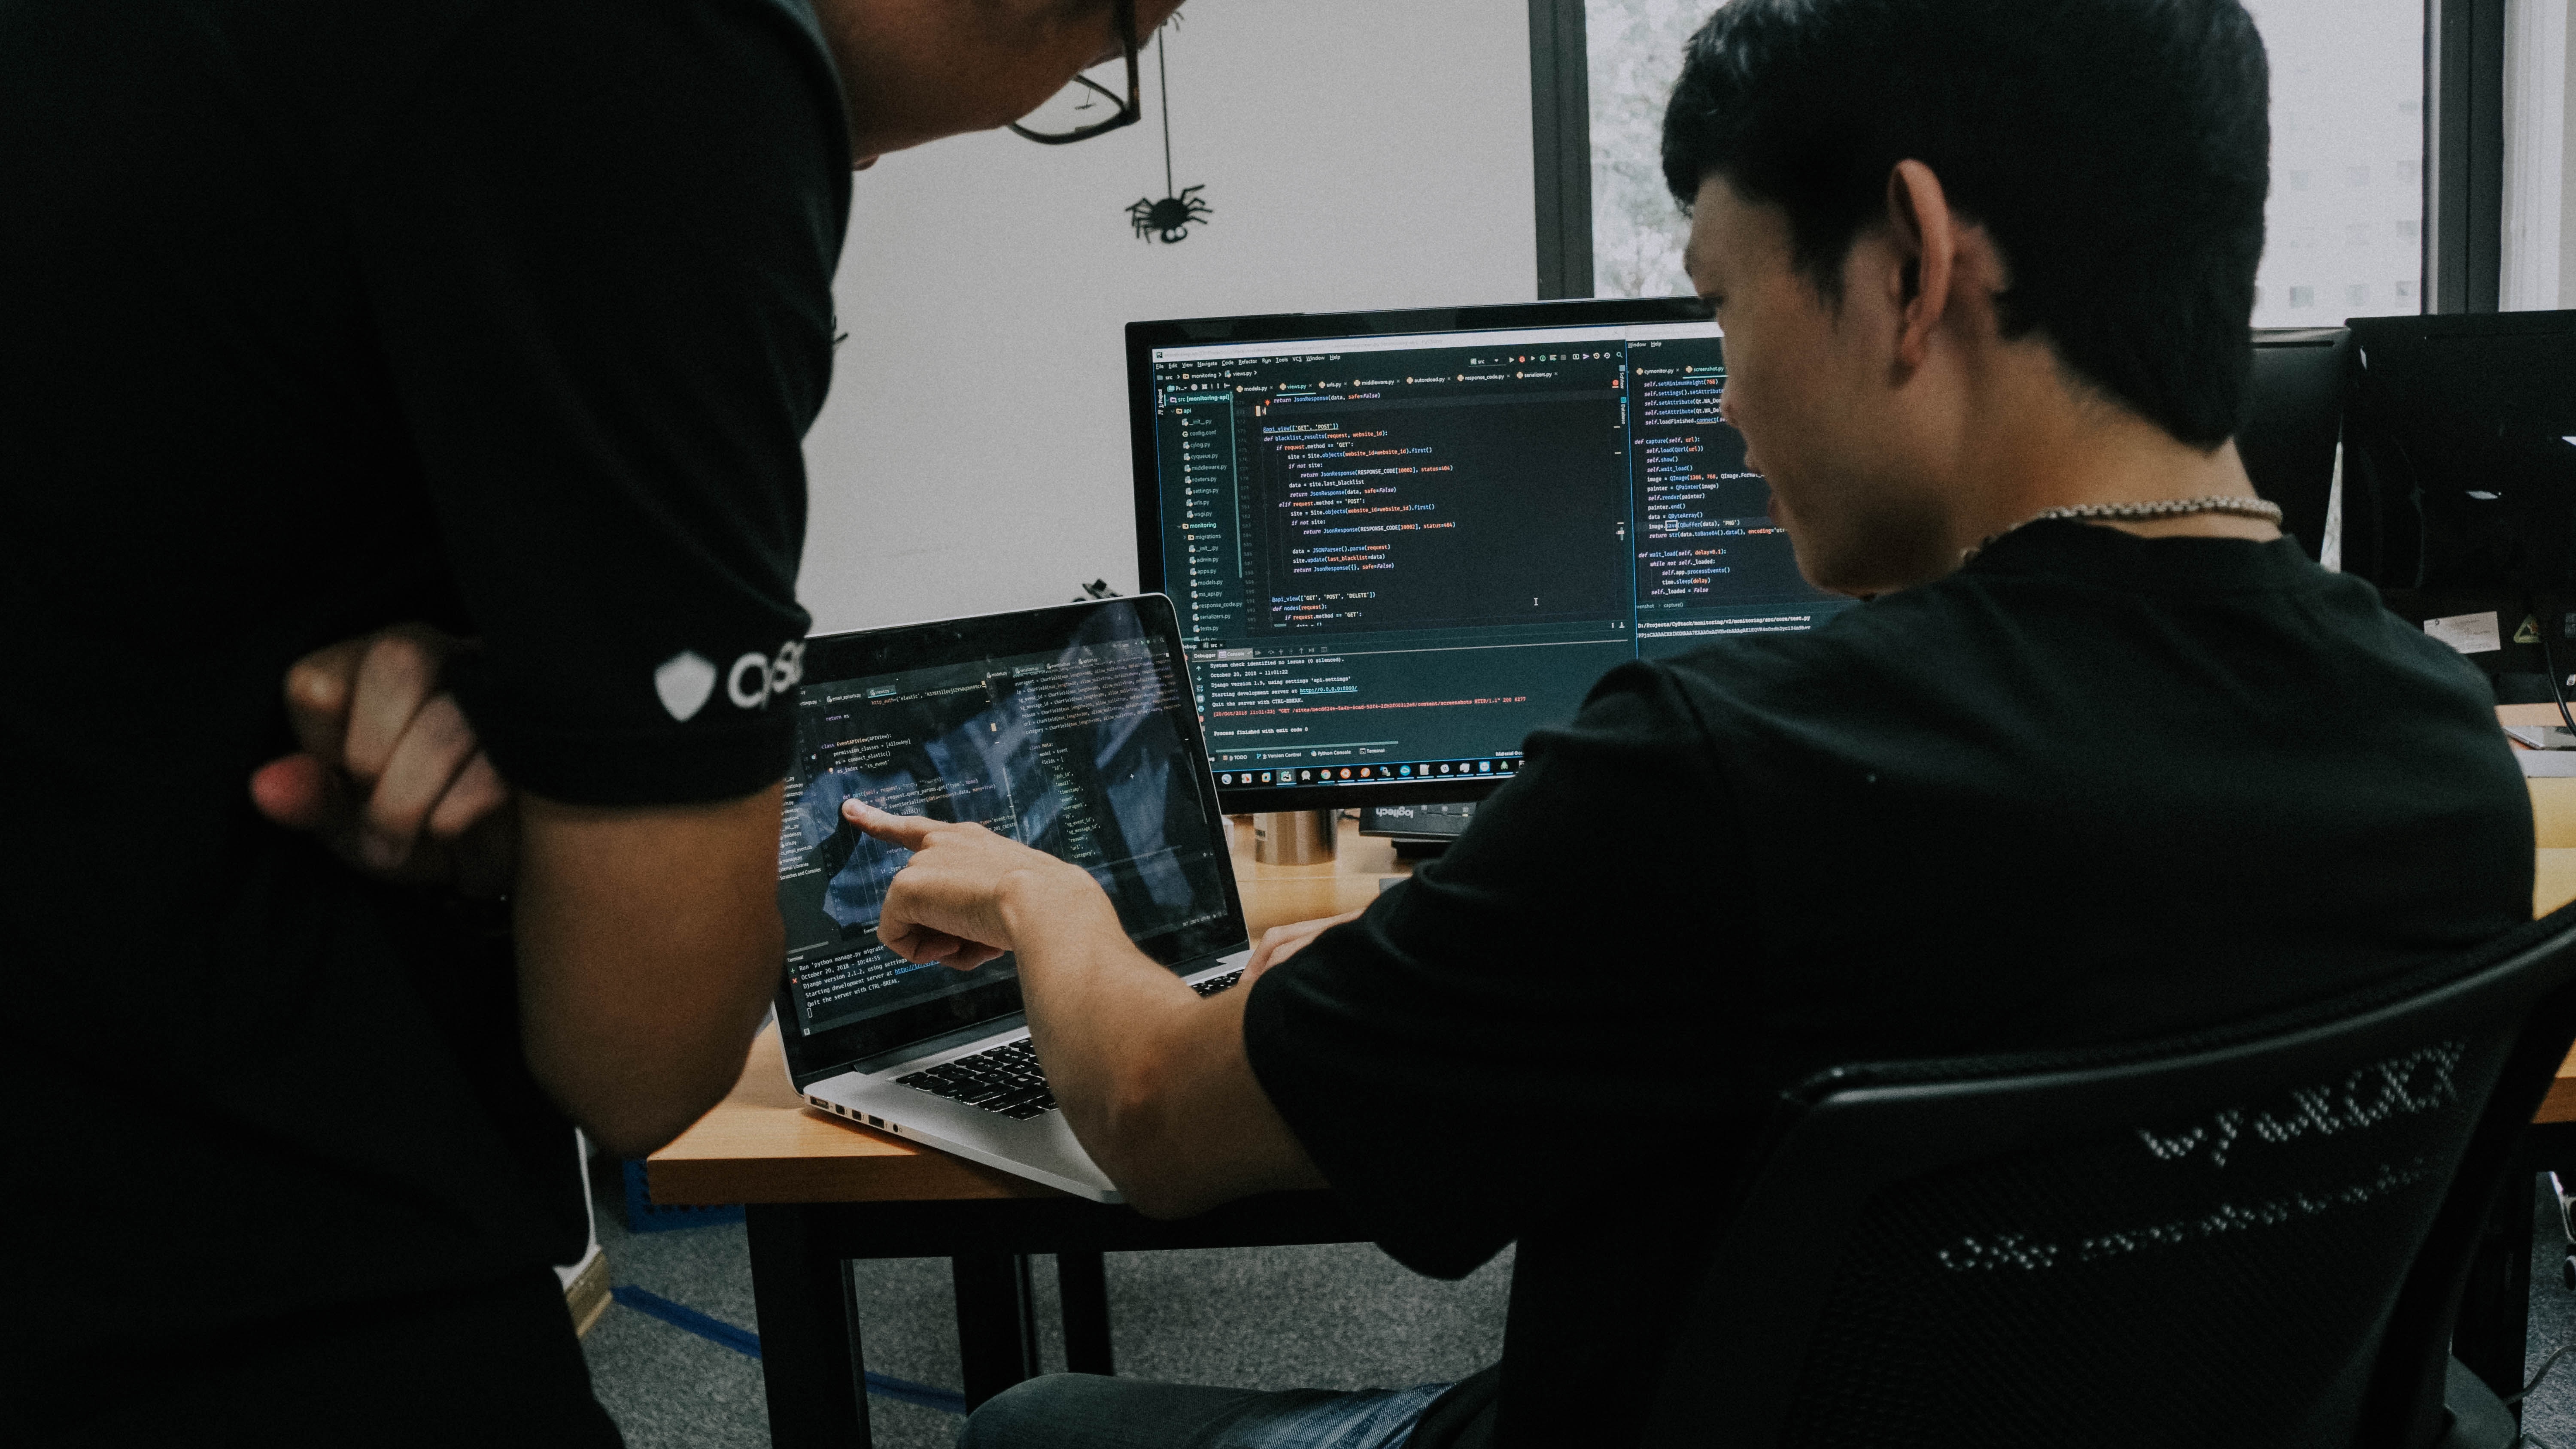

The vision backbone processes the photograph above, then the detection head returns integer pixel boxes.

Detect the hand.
[248,625,516,896]
[1243,910,1364,987]
[841,800,1106,970]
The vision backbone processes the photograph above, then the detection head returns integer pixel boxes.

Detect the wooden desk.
[2539,848,2576,1122]
[2500,707,2576,1123]
[650,815,1401,1448]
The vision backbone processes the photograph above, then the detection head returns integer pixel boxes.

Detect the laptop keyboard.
[893,969,1245,1120]
[898,1038,1057,1119]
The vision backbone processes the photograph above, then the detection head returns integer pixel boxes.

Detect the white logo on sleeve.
[665,638,804,718]
[653,651,718,722]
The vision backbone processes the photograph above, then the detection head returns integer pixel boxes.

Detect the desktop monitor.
[2338,309,2576,703]
[1127,297,1853,812]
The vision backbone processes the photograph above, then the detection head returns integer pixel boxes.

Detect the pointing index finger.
[843,799,939,850]
[282,639,365,764]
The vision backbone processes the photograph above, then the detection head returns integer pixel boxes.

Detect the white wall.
[799,2,1537,634]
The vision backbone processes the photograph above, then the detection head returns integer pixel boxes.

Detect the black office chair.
[1640,907,2576,1449]
[2241,324,2354,563]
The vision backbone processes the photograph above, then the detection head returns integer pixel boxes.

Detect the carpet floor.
[581,1171,1511,1449]
[583,1169,2576,1448]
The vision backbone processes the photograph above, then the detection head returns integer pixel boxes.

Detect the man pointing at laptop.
[849,3,2530,1448]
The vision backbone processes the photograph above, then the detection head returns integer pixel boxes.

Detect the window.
[1584,1,1704,298]
[2243,0,2425,325]
[2500,0,2570,310]
[1577,0,2429,322]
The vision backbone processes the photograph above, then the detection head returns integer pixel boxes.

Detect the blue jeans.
[957,1373,1452,1449]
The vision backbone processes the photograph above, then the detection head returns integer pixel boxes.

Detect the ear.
[1882,159,1960,372]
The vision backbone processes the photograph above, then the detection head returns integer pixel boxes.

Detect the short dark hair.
[1662,0,2269,447]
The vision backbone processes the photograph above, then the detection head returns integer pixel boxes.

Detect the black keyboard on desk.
[894,970,1245,1120]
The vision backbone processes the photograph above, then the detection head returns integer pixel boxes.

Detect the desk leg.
[747,1204,872,1449]
[1057,1250,1114,1376]
[953,1253,1041,1409]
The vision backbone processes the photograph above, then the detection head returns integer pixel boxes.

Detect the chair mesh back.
[1778,1035,2504,1448]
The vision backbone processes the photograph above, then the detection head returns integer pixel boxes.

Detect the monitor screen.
[773,597,1244,1077]
[2342,311,2576,593]
[2340,310,2576,703]
[1129,299,1853,810]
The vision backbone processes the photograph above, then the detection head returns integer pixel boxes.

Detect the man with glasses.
[3,0,1174,1441]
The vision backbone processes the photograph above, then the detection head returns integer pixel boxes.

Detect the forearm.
[514,786,784,1157]
[859,808,1327,1216]
[996,868,1204,1185]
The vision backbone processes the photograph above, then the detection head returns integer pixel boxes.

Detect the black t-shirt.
[0,0,848,1378]
[1243,522,2534,1449]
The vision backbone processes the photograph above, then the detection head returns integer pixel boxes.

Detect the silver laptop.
[771,595,1252,1201]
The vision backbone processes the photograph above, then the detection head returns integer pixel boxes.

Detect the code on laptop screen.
[778,624,1234,1040]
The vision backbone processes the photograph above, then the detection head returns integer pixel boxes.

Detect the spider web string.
[1157,30,1174,198]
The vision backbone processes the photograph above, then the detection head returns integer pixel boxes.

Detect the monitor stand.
[1252,810,1337,866]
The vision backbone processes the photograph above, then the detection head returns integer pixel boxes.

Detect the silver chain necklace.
[1967,495,2283,561]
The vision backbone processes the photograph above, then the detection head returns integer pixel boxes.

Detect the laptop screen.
[774,596,1247,1079]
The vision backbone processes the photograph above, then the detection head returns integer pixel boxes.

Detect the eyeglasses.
[1009,0,1142,145]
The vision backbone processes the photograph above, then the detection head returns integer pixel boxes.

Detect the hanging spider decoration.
[1130,186,1211,243]
[1127,29,1209,243]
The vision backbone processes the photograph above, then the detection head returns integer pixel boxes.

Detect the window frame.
[2427,0,2507,312]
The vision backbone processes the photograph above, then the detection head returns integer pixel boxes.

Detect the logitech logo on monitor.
[656,640,804,721]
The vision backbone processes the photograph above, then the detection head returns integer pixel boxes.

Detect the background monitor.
[2338,309,2576,703]
[1127,297,1852,812]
